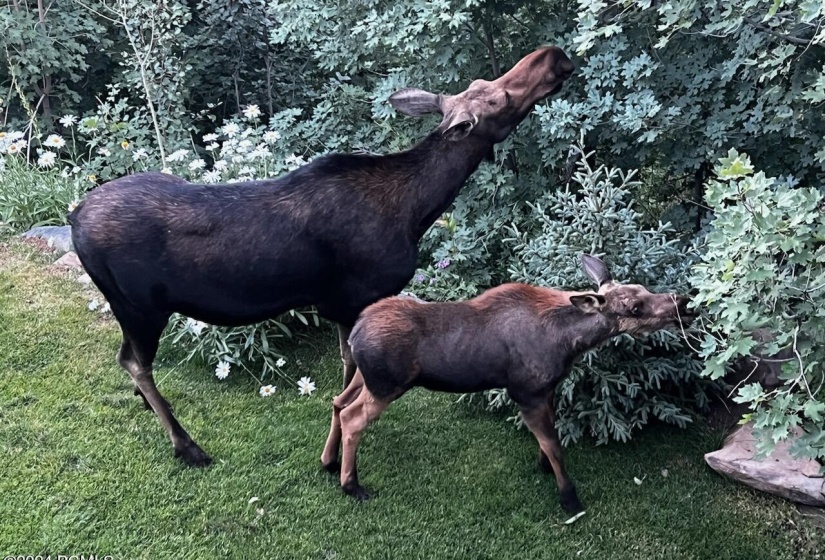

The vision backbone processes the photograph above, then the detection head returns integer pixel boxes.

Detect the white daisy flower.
[8,131,25,141]
[68,200,79,212]
[248,148,270,161]
[263,130,281,144]
[44,134,66,149]
[167,149,188,162]
[241,128,255,138]
[37,151,57,168]
[161,167,173,174]
[239,165,255,175]
[188,158,206,171]
[203,133,219,143]
[213,160,228,171]
[276,357,286,368]
[6,142,20,155]
[202,169,221,184]
[297,377,316,396]
[231,155,245,164]
[205,142,220,152]
[238,139,253,151]
[215,361,231,380]
[186,318,207,336]
[285,154,305,167]
[132,148,148,161]
[221,122,240,137]
[259,384,276,397]
[97,147,111,157]
[59,115,78,127]
[243,104,262,120]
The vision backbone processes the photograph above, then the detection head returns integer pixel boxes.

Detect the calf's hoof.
[175,443,213,467]
[560,486,584,515]
[322,460,341,474]
[342,482,371,502]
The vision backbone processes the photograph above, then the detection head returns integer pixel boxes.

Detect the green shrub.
[691,150,825,463]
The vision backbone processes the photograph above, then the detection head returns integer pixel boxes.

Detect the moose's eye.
[630,303,643,316]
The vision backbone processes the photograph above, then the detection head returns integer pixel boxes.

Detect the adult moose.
[321,255,696,515]
[70,46,574,467]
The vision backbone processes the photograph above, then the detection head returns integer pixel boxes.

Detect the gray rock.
[53,251,82,270]
[21,225,73,253]
[705,422,825,506]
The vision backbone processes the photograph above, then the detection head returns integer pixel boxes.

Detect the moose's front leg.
[520,401,584,515]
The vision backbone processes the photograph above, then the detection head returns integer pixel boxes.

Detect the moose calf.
[321,255,695,515]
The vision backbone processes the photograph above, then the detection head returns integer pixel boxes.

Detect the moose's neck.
[551,310,620,360]
[399,132,493,239]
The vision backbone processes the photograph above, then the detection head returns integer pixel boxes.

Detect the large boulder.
[705,422,825,506]
[21,225,73,253]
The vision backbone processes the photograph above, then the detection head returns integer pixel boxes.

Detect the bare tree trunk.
[35,0,52,118]
[693,162,707,232]
[264,55,274,116]
[233,69,242,114]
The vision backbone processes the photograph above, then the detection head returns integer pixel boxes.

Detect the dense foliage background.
[1,0,822,459]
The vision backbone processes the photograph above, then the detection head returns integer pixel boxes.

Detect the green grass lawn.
[1,241,822,560]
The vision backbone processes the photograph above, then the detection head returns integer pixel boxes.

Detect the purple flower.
[414,273,426,283]
[436,258,451,269]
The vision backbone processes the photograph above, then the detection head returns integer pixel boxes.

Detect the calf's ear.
[569,293,605,313]
[580,254,613,286]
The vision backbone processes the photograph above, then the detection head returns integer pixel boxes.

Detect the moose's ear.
[569,293,606,313]
[438,111,477,141]
[389,88,443,116]
[580,254,613,286]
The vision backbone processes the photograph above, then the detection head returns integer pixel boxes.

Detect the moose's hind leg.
[321,369,366,474]
[338,383,390,501]
[115,308,211,467]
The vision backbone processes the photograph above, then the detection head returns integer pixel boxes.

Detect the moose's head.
[569,254,696,335]
[389,46,574,143]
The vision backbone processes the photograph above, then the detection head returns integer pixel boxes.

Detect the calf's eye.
[630,304,643,316]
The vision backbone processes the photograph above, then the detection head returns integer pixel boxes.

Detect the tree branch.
[744,17,814,46]
[483,23,501,78]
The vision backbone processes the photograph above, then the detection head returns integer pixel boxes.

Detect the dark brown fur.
[321,255,695,514]
[69,47,575,468]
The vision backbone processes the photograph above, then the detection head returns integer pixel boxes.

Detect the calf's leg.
[520,401,584,515]
[321,369,365,473]
[338,382,390,501]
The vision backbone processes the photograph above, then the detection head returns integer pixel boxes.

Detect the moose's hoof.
[175,443,213,467]
[560,487,584,515]
[342,482,371,502]
[133,388,153,411]
[322,460,341,474]
[538,453,553,474]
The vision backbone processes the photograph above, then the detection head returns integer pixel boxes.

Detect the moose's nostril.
[558,59,575,77]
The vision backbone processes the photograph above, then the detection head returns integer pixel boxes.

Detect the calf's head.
[389,46,574,142]
[569,254,696,335]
